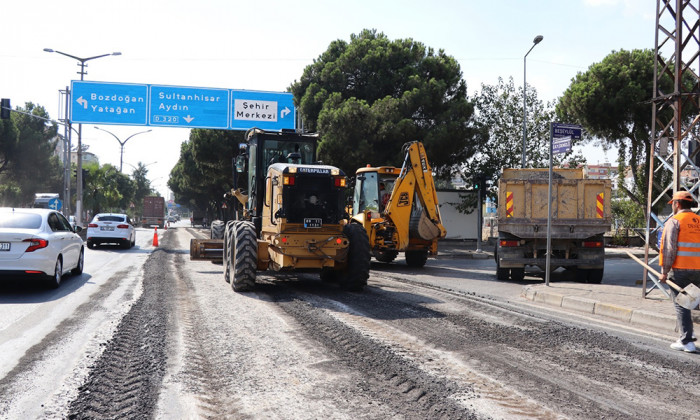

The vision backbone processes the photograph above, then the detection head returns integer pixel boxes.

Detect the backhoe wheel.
[341,223,370,291]
[230,221,257,292]
[372,249,398,263]
[210,220,225,239]
[405,250,428,268]
[223,221,235,284]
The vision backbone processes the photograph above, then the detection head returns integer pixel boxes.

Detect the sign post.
[546,123,582,286]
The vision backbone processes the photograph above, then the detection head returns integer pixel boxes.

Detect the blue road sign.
[48,198,62,211]
[71,81,148,125]
[230,90,295,131]
[149,85,229,129]
[552,123,582,139]
[70,81,295,131]
[551,123,582,155]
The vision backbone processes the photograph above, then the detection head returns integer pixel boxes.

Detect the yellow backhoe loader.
[351,141,446,267]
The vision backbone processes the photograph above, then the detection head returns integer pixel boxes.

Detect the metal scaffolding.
[643,0,700,296]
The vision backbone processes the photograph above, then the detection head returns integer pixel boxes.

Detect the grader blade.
[190,238,224,261]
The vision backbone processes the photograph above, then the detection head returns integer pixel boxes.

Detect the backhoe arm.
[383,142,446,249]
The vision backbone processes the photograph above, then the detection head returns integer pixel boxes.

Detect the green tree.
[555,49,681,209]
[468,77,584,201]
[83,163,134,216]
[290,29,478,177]
[0,103,62,206]
[168,129,244,218]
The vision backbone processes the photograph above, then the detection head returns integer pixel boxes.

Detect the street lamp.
[44,48,121,226]
[522,35,543,169]
[94,127,152,172]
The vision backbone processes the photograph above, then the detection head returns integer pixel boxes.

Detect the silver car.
[86,213,135,249]
[0,208,84,288]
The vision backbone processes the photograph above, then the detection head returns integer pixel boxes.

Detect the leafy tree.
[0,103,62,206]
[83,163,134,216]
[468,77,584,201]
[555,49,684,210]
[290,29,478,178]
[128,162,155,219]
[168,129,244,218]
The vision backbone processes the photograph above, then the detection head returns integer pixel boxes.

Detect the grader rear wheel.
[230,221,257,292]
[210,220,225,239]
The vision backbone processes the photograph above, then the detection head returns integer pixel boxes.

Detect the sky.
[2,0,655,199]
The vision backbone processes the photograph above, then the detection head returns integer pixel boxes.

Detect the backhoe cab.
[351,141,446,267]
[190,129,370,292]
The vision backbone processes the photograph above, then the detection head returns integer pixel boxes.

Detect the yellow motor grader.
[351,141,446,267]
[190,129,370,292]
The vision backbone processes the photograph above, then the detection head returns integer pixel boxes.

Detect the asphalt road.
[0,226,697,419]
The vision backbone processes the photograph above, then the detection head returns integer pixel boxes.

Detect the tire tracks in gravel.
[164,233,246,419]
[66,236,172,419]
[256,279,480,420]
[343,273,700,419]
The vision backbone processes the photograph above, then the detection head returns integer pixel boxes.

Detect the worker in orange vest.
[659,191,700,353]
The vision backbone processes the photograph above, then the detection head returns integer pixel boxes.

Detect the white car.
[87,213,136,249]
[0,208,84,288]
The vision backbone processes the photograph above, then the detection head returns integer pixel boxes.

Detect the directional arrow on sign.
[183,115,194,123]
[280,107,291,119]
[76,97,88,109]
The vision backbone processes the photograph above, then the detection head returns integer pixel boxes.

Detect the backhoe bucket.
[416,212,441,241]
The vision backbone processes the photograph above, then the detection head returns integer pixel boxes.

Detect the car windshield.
[0,212,43,229]
[96,215,125,222]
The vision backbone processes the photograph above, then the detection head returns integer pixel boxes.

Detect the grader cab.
[190,129,370,292]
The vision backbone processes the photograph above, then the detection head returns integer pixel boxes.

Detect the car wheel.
[47,257,63,289]
[130,233,135,248]
[71,248,84,275]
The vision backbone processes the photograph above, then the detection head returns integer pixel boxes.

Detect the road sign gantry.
[71,80,295,131]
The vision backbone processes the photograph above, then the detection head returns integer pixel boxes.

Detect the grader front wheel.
[230,221,257,292]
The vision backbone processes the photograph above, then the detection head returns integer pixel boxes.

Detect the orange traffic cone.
[164,222,168,230]
[153,227,159,247]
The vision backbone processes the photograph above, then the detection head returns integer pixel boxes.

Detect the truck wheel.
[210,220,225,239]
[405,250,428,267]
[587,268,604,284]
[230,221,257,292]
[341,223,370,291]
[223,221,235,284]
[510,268,525,282]
[576,268,604,284]
[372,249,398,263]
[496,267,509,281]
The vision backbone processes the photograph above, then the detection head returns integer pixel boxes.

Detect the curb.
[521,287,683,332]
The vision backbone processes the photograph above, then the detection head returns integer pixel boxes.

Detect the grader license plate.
[304,218,322,228]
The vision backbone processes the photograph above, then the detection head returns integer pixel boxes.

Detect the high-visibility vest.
[660,211,700,269]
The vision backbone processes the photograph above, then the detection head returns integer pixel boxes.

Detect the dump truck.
[495,168,611,283]
[142,196,165,228]
[190,129,370,292]
[351,141,446,267]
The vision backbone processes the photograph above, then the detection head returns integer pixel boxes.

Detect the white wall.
[436,190,478,240]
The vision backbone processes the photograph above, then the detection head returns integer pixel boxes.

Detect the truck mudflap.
[190,238,224,261]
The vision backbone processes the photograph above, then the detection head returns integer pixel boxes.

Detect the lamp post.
[94,127,152,172]
[522,35,543,169]
[44,48,121,226]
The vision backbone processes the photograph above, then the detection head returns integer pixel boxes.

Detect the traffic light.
[0,98,10,119]
[82,169,88,188]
